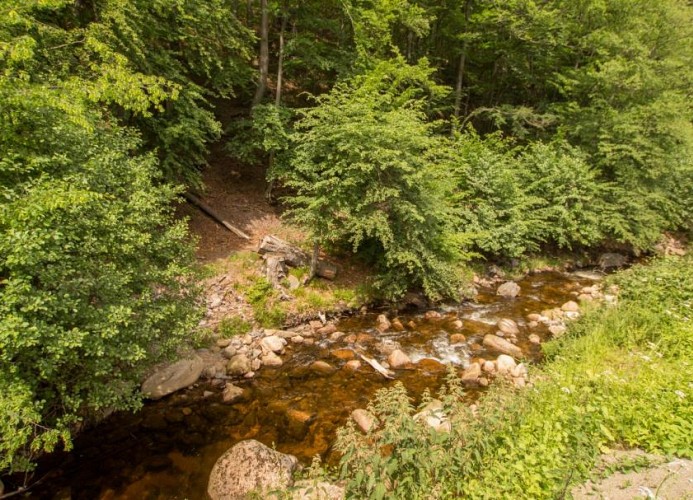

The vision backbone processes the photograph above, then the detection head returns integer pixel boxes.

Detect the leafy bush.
[333,254,693,498]
[282,59,462,300]
[0,83,200,472]
[445,131,605,257]
[240,277,286,328]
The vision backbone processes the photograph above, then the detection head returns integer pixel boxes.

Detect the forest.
[0,0,691,495]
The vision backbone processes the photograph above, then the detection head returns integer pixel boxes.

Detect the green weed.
[217,316,251,337]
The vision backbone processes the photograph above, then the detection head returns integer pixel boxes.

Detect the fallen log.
[184,193,250,240]
[258,235,337,280]
[358,353,394,380]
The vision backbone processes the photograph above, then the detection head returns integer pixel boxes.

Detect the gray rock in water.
[561,300,579,312]
[497,318,520,335]
[573,270,604,280]
[483,334,523,358]
[261,351,283,367]
[599,252,628,270]
[375,314,391,333]
[227,354,251,376]
[351,409,377,433]
[141,355,204,400]
[310,360,336,376]
[207,440,299,500]
[461,362,481,383]
[387,349,411,368]
[496,281,521,298]
[222,383,245,404]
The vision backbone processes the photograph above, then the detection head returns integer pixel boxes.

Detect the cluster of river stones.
[138,275,618,499]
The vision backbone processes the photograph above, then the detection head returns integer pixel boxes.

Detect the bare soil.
[573,449,693,499]
[178,142,305,262]
[179,143,372,331]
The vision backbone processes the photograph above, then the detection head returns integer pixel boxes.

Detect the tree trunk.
[252,0,269,107]
[453,51,466,120]
[184,193,250,240]
[265,10,288,203]
[275,11,287,107]
[309,242,319,281]
[453,0,472,122]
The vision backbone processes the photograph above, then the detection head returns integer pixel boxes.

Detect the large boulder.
[141,355,204,400]
[496,281,521,298]
[482,334,523,358]
[208,440,299,500]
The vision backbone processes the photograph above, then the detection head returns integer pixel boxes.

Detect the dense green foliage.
[0,88,200,471]
[1,0,692,476]
[285,59,462,299]
[334,254,693,498]
[0,0,252,471]
[242,0,692,298]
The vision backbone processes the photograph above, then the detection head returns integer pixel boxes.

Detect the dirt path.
[178,142,304,263]
[572,450,693,499]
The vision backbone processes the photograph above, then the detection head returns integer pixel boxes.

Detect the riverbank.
[327,253,692,498]
[12,265,606,498]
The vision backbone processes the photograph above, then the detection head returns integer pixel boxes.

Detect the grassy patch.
[217,316,252,337]
[332,254,693,498]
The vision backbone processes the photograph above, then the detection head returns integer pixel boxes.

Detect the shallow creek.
[26,270,602,499]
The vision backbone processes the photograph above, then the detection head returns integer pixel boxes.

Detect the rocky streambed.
[24,270,615,499]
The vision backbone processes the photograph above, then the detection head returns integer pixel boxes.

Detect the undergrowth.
[332,254,693,499]
[225,251,367,328]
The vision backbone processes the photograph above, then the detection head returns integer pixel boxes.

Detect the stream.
[22,270,604,499]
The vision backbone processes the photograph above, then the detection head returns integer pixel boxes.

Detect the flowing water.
[20,270,602,499]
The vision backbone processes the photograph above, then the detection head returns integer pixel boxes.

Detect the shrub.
[283,58,463,300]
[217,317,252,338]
[445,131,605,257]
[0,84,199,472]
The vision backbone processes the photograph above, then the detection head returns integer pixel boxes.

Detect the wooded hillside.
[1,0,691,475]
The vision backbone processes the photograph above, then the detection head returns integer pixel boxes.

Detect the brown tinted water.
[21,271,601,499]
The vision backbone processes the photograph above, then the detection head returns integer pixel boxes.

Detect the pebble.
[549,324,567,337]
[450,333,466,344]
[344,360,361,371]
